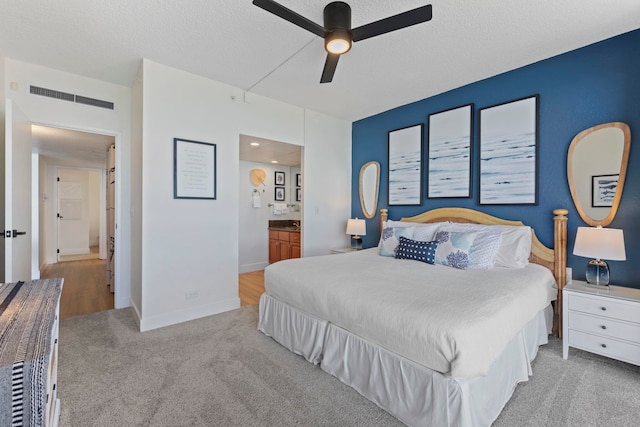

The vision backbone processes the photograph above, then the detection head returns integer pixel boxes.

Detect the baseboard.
[59,247,90,256]
[239,262,268,273]
[139,297,240,332]
[130,299,142,330]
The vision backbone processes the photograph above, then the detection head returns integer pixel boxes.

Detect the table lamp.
[346,218,366,249]
[573,226,626,288]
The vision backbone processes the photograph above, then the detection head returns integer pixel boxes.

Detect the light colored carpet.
[58,306,640,427]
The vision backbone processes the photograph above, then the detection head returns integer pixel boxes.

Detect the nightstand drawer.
[568,294,640,323]
[568,329,640,365]
[568,311,640,344]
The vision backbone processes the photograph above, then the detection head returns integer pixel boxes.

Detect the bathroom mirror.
[567,122,631,227]
[359,161,380,219]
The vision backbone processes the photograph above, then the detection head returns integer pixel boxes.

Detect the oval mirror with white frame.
[567,122,631,227]
[359,161,380,219]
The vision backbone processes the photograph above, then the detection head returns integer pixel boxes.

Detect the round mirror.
[567,122,631,227]
[359,161,380,219]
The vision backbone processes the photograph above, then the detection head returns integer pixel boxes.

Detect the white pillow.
[412,222,447,242]
[379,220,447,244]
[440,223,531,268]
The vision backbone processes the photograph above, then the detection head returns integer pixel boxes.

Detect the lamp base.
[585,259,610,288]
[351,236,362,250]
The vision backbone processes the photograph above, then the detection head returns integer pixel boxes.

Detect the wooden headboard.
[379,207,568,337]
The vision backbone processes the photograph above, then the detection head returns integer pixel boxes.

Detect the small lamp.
[346,218,366,250]
[573,226,626,288]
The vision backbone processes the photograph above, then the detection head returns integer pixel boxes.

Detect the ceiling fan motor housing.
[324,2,352,30]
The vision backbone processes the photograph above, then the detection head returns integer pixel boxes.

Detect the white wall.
[88,170,100,246]
[4,58,132,308]
[130,65,143,316]
[38,155,48,269]
[0,57,6,281]
[31,154,39,278]
[302,110,352,256]
[238,161,301,273]
[136,59,351,331]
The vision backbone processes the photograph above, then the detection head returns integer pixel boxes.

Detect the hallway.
[40,258,114,320]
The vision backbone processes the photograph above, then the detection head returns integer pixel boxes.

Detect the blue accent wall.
[352,29,640,288]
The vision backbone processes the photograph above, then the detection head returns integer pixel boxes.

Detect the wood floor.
[239,270,265,306]
[40,258,114,320]
[38,263,263,319]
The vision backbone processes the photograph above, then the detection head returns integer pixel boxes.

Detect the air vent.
[75,95,114,110]
[29,85,115,110]
[30,85,74,102]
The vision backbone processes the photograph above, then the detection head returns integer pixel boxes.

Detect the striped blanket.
[0,278,63,427]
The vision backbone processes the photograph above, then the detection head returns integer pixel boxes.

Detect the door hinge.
[57,249,60,254]
[57,177,60,182]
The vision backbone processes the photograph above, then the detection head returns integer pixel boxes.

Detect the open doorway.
[237,134,302,305]
[32,125,116,319]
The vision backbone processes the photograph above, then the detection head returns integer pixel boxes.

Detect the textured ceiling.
[1,1,640,122]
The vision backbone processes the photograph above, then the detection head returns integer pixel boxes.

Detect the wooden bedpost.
[380,208,388,234]
[552,209,568,338]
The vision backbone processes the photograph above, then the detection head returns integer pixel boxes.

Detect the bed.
[258,207,568,426]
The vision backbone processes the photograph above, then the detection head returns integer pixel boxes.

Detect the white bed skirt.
[258,293,552,427]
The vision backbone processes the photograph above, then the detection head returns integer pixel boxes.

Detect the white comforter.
[264,248,557,379]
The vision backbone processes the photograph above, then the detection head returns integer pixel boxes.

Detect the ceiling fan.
[252,0,433,83]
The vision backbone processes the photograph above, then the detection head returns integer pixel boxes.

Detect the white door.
[57,173,89,260]
[4,99,33,282]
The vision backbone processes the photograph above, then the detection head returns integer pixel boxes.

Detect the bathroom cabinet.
[269,230,300,263]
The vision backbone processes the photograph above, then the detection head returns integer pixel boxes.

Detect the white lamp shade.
[573,227,626,261]
[346,218,366,236]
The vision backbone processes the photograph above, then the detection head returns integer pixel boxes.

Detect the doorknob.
[12,230,27,238]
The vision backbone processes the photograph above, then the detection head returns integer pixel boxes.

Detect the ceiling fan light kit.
[253,0,433,83]
[326,30,352,54]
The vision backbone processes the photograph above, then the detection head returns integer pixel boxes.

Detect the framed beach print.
[173,138,217,199]
[275,186,285,201]
[592,174,618,207]
[388,124,423,206]
[275,171,286,186]
[479,95,539,205]
[427,104,473,198]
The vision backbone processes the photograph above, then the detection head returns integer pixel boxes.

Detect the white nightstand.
[563,280,640,366]
[330,247,361,254]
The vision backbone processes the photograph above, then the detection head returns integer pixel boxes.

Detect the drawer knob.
[600,307,607,311]
[601,344,607,349]
[601,325,607,330]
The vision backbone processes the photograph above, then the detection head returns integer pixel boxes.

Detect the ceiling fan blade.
[351,4,432,42]
[253,0,326,38]
[320,53,340,83]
